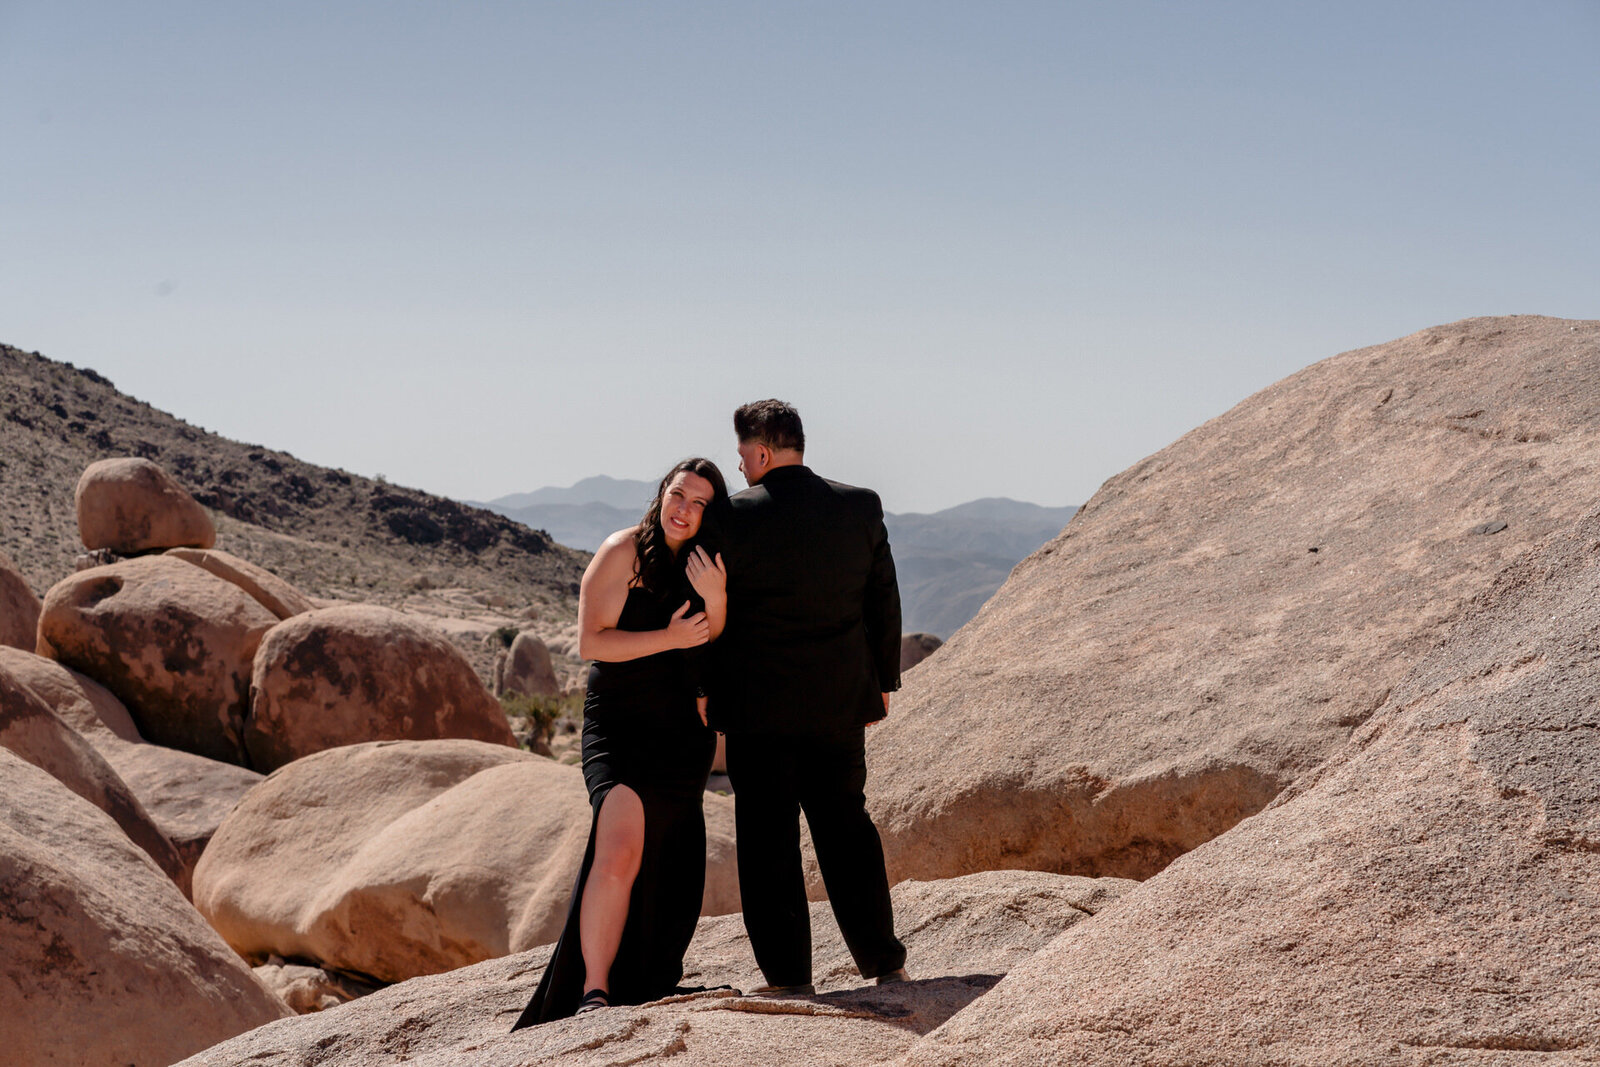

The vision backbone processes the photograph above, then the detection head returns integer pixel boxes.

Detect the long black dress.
[511,581,717,1028]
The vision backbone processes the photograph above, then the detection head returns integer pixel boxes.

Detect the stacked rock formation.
[867,315,1600,882]
[34,457,517,776]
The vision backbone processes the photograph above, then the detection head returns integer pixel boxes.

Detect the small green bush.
[499,690,583,750]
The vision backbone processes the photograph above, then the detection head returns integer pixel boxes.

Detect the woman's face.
[659,471,715,547]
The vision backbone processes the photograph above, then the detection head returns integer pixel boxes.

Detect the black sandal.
[575,988,610,1015]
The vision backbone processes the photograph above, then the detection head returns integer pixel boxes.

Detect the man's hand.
[697,695,709,727]
[866,691,890,726]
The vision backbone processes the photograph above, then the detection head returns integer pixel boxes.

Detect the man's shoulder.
[817,477,884,516]
[727,484,771,510]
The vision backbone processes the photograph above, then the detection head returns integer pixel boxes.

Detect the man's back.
[711,465,901,735]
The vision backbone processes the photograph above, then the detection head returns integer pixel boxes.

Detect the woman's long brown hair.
[633,457,728,594]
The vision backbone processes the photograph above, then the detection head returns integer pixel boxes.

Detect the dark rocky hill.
[0,344,589,620]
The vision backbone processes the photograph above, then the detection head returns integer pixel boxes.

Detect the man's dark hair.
[734,399,805,453]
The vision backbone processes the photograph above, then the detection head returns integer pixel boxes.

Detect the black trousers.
[724,726,906,986]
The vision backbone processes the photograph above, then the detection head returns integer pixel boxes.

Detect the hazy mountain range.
[472,480,1077,638]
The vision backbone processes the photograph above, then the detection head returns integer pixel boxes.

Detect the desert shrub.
[499,690,583,750]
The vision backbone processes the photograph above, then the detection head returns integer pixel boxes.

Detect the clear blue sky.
[3,2,1596,513]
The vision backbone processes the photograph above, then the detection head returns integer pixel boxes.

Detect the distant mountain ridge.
[477,479,1076,638]
[479,476,657,513]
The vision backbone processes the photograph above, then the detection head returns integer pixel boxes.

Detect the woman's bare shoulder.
[587,527,641,574]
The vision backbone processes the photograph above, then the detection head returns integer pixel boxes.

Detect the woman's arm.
[685,546,727,641]
[578,529,709,662]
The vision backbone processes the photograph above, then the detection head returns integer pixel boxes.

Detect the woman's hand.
[666,601,710,648]
[685,547,727,605]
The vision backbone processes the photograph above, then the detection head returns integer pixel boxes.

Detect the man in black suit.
[705,399,908,993]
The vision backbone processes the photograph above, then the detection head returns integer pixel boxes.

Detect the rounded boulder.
[245,605,516,773]
[0,659,190,894]
[0,748,289,1067]
[166,547,317,619]
[194,739,739,984]
[497,631,559,698]
[39,555,278,765]
[75,456,216,554]
[0,549,41,652]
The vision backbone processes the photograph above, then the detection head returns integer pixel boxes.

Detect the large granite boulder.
[0,748,289,1067]
[166,546,316,619]
[244,605,516,772]
[868,315,1600,880]
[176,870,1133,1066]
[38,555,277,765]
[0,659,189,893]
[0,548,41,651]
[897,507,1600,1065]
[194,739,741,984]
[0,646,262,870]
[75,455,216,554]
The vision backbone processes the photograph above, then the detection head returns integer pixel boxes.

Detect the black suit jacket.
[704,465,902,735]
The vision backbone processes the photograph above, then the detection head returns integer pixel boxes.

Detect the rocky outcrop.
[244,605,517,772]
[0,748,289,1067]
[896,507,1600,1065]
[496,631,559,698]
[867,316,1600,880]
[0,657,190,893]
[38,554,277,765]
[0,549,41,651]
[176,870,1131,1066]
[194,739,740,984]
[166,546,316,619]
[0,646,262,869]
[74,455,216,554]
[899,632,942,673]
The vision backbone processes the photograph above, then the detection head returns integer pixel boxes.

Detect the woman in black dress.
[512,458,728,1027]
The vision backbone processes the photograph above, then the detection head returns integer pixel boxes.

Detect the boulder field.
[867,315,1600,880]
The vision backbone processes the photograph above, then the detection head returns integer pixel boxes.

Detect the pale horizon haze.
[3,3,1596,513]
